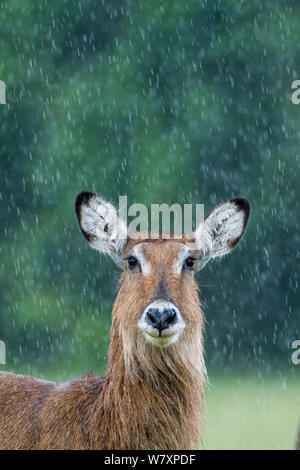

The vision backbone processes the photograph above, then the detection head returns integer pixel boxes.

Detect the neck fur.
[99,305,206,450]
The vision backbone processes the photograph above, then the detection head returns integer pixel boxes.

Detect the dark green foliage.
[0,0,299,377]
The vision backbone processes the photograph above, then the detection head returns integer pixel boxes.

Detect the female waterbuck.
[0,192,250,449]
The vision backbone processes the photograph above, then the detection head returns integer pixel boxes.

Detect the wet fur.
[0,238,206,450]
[0,193,250,450]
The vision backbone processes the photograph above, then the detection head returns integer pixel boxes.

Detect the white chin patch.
[138,300,185,348]
[143,332,181,348]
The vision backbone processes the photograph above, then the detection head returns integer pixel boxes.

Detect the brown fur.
[0,238,206,449]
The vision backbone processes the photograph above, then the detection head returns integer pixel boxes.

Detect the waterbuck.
[0,192,250,449]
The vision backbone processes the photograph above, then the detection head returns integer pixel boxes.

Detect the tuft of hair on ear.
[75,191,95,218]
[75,191,97,243]
[227,197,251,249]
[229,197,251,223]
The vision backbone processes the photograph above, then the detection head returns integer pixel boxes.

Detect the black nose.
[146,307,177,332]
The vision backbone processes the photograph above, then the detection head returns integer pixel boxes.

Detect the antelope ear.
[195,198,250,260]
[75,191,127,267]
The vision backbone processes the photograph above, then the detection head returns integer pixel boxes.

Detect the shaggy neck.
[99,309,206,450]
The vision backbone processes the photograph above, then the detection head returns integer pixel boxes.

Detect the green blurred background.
[0,0,299,449]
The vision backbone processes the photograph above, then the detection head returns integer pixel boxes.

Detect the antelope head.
[75,192,250,357]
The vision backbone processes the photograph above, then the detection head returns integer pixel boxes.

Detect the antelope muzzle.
[138,300,186,347]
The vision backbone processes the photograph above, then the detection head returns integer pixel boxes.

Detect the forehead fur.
[124,233,195,251]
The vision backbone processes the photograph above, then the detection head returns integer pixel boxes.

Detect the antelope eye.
[185,257,196,269]
[127,256,138,269]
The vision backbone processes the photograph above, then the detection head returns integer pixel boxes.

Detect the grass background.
[204,371,300,450]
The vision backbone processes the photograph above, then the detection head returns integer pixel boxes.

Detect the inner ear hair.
[74,191,127,268]
[199,197,251,259]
